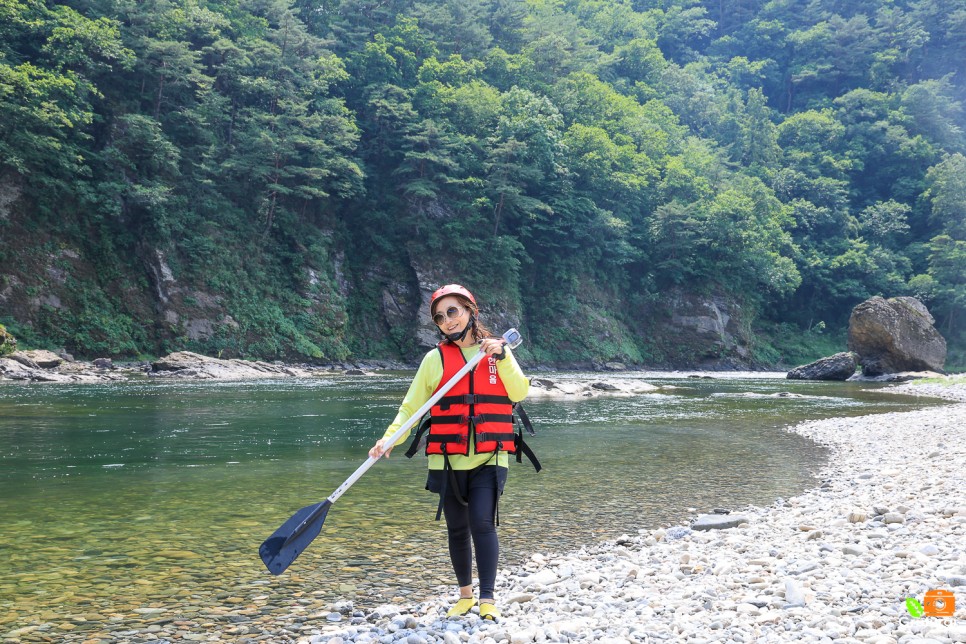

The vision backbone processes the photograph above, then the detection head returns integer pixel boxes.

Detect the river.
[0,371,937,639]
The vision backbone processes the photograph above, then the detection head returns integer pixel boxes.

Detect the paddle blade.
[259,499,332,575]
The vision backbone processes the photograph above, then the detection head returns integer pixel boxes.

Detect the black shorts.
[426,464,508,496]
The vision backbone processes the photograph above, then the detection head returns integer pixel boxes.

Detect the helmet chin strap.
[443,315,475,343]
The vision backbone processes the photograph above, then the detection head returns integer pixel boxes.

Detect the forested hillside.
[1,0,963,368]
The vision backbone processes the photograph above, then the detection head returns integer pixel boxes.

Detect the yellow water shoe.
[446,597,478,617]
[479,602,500,622]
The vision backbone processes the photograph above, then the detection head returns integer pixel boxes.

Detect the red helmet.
[429,284,476,317]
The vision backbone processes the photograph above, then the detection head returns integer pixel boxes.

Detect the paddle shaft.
[327,348,487,505]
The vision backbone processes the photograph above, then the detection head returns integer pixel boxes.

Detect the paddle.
[259,328,524,575]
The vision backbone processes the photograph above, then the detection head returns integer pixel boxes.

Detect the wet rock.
[786,352,858,381]
[155,549,202,559]
[590,381,619,391]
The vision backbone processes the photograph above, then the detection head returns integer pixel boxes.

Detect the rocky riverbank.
[0,349,410,383]
[309,380,966,644]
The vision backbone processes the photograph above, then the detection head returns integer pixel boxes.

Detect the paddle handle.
[326,328,522,505]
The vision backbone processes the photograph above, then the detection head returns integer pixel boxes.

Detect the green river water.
[0,371,941,639]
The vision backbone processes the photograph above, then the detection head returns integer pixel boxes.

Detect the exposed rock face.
[0,171,22,221]
[9,349,63,369]
[847,296,946,376]
[660,291,751,368]
[786,352,858,381]
[414,273,449,348]
[151,351,314,380]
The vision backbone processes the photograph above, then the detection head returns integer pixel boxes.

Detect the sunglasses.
[433,305,467,326]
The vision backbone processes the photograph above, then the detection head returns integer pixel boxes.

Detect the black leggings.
[441,484,499,599]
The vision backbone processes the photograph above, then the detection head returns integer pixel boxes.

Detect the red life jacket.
[426,341,516,456]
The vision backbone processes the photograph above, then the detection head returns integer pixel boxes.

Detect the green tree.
[922,154,966,239]
[0,1,130,196]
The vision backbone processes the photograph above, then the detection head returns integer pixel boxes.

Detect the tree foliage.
[2,0,964,366]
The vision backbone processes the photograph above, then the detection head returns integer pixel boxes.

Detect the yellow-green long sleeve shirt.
[382,344,529,469]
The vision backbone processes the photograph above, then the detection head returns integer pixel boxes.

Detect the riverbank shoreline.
[1,349,947,387]
[310,381,966,644]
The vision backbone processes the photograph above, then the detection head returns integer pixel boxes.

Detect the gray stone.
[786,352,858,381]
[783,579,806,607]
[591,381,619,391]
[665,526,692,540]
[691,514,750,531]
[847,296,946,376]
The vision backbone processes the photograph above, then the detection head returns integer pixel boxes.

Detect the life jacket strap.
[431,414,514,426]
[514,403,536,437]
[435,453,467,521]
[426,434,468,446]
[515,432,542,472]
[476,431,516,445]
[404,416,432,459]
[436,393,513,410]
[511,404,540,472]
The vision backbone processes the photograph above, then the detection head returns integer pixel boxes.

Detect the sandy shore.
[310,381,966,644]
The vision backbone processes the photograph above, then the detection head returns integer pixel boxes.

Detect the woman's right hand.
[369,438,394,459]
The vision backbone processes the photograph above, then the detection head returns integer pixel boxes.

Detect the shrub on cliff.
[0,324,16,356]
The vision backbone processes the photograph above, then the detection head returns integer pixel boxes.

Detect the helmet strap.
[442,315,475,343]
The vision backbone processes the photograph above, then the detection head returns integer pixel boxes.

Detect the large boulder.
[847,296,946,376]
[8,349,63,368]
[787,352,858,381]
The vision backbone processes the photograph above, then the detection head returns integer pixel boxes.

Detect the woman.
[369,284,530,622]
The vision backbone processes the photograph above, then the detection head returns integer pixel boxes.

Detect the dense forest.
[0,0,963,369]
